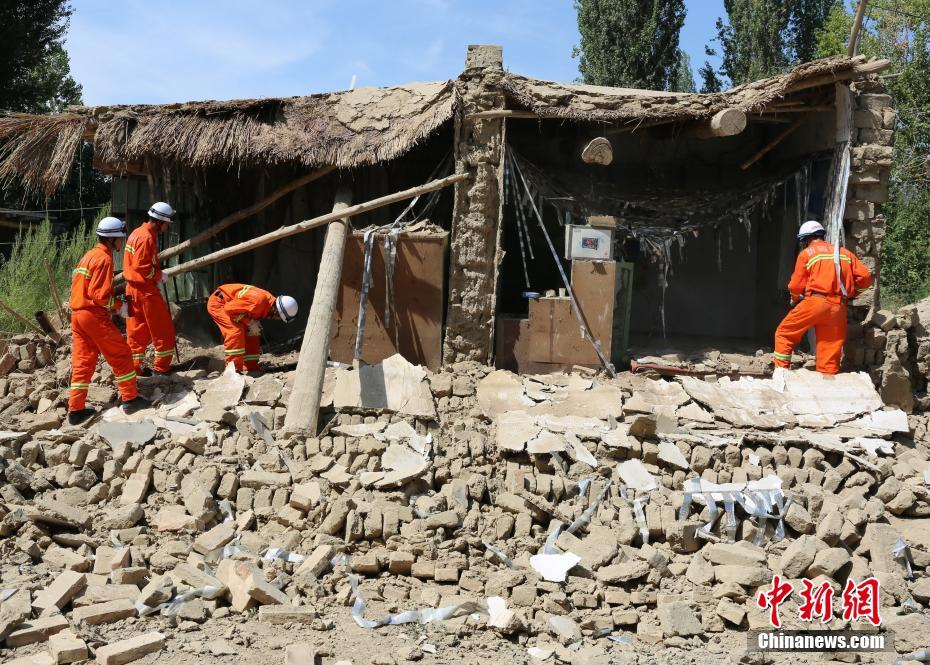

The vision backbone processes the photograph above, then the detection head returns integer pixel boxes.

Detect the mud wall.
[442,46,507,365]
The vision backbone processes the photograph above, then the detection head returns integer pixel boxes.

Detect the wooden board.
[525,260,618,365]
[330,231,447,371]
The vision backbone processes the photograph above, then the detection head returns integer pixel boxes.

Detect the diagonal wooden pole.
[115,165,335,283]
[162,173,466,279]
[283,186,353,434]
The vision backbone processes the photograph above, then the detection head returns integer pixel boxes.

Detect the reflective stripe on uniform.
[125,245,136,254]
[233,314,245,323]
[70,383,90,390]
[131,353,145,359]
[73,267,92,278]
[237,285,253,297]
[806,254,852,270]
[225,348,246,356]
[145,266,156,279]
[114,370,137,383]
[154,348,175,357]
[243,355,260,361]
[773,351,792,361]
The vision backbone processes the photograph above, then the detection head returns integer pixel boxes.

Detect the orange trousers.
[126,284,176,372]
[70,309,138,411]
[774,296,846,375]
[207,294,261,372]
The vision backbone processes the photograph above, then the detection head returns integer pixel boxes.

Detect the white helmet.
[275,295,298,323]
[797,220,825,240]
[96,216,127,238]
[148,201,176,223]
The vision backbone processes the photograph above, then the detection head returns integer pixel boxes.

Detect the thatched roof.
[0,55,889,194]
[502,54,888,123]
[0,81,455,193]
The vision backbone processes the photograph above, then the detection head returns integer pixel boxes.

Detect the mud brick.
[72,598,136,625]
[49,629,88,664]
[94,631,165,665]
[258,606,317,624]
[32,571,86,612]
[192,521,235,555]
[5,615,69,647]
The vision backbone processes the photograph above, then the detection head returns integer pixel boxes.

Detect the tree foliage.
[702,0,840,88]
[670,50,697,92]
[574,0,687,90]
[0,0,81,113]
[814,0,930,306]
[0,1,107,231]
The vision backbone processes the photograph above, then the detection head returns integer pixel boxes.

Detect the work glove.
[247,321,262,337]
[118,302,129,319]
[159,273,170,284]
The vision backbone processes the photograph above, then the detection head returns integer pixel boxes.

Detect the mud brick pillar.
[442,45,506,365]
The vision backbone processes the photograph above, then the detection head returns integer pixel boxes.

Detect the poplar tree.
[574,0,687,90]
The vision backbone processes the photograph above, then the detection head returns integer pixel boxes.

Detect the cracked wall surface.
[442,46,507,365]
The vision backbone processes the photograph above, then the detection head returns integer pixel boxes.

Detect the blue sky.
[67,0,726,106]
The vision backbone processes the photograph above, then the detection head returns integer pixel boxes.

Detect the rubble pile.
[0,347,929,664]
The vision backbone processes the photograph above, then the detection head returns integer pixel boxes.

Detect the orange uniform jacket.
[207,284,277,370]
[69,244,137,411]
[122,223,176,372]
[123,224,162,292]
[70,243,123,313]
[787,239,871,301]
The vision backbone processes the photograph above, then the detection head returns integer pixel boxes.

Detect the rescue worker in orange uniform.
[124,202,177,376]
[207,284,298,372]
[773,221,872,375]
[68,217,151,425]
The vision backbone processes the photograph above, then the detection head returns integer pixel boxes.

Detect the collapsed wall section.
[442,46,507,365]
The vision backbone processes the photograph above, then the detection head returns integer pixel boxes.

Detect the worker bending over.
[773,221,871,375]
[68,218,150,425]
[124,202,177,375]
[207,284,298,373]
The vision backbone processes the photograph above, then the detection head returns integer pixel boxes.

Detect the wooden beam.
[606,118,679,135]
[465,110,539,121]
[757,105,835,113]
[160,166,335,263]
[283,187,353,435]
[0,298,48,337]
[848,0,870,57]
[688,109,747,139]
[163,172,467,279]
[784,59,891,95]
[115,165,335,284]
[43,261,67,324]
[741,112,814,170]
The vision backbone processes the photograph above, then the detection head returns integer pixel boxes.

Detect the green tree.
[0,1,107,232]
[670,50,697,92]
[0,1,81,113]
[788,0,840,62]
[702,0,838,88]
[574,0,687,90]
[815,0,930,305]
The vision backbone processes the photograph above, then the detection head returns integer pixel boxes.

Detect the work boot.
[67,408,97,426]
[153,367,174,376]
[121,396,152,415]
[138,367,153,377]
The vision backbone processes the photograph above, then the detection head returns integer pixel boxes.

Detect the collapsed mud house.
[0,46,897,378]
[2,46,930,665]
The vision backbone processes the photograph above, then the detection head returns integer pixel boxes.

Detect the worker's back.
[789,239,871,299]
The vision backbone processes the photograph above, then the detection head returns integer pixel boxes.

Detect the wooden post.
[43,261,67,323]
[740,112,814,170]
[0,298,48,337]
[283,187,353,435]
[163,173,466,279]
[848,0,869,57]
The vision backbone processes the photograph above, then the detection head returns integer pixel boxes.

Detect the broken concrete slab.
[95,420,157,450]
[332,354,436,418]
[476,370,534,416]
[94,631,165,665]
[196,364,246,422]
